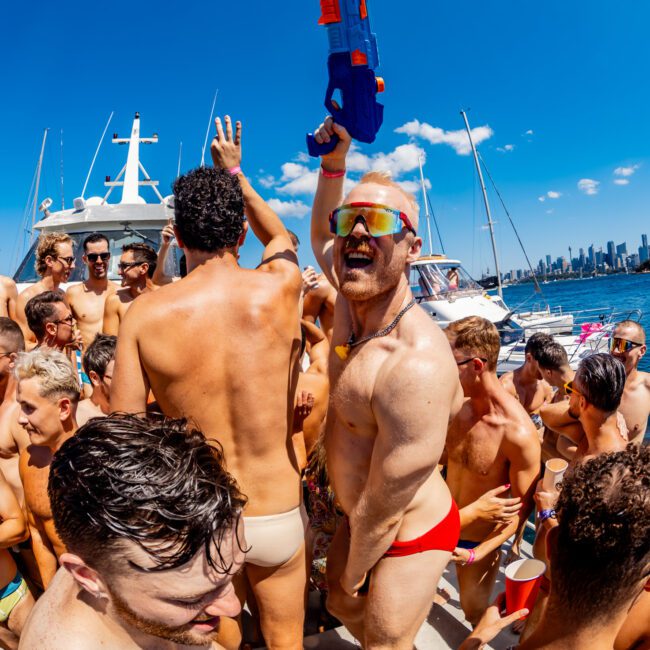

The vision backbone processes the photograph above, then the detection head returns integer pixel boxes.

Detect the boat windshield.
[13,229,182,283]
[409,262,482,301]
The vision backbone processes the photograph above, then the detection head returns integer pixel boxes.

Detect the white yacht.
[13,113,180,291]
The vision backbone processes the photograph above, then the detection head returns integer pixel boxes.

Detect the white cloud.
[497,144,515,153]
[524,129,534,136]
[258,174,276,189]
[546,209,554,214]
[614,178,630,186]
[277,167,319,196]
[267,198,310,219]
[395,119,493,155]
[539,191,561,202]
[280,162,308,181]
[294,152,310,164]
[370,143,425,175]
[614,165,639,177]
[398,178,431,194]
[578,178,600,195]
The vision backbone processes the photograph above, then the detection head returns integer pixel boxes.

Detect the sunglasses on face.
[609,337,643,354]
[86,252,111,263]
[118,261,145,271]
[564,380,582,396]
[56,256,75,266]
[54,315,75,326]
[329,202,417,238]
[456,356,488,366]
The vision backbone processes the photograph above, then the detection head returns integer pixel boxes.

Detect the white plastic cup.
[543,458,568,492]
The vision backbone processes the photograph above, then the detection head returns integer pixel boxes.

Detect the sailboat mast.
[31,128,49,243]
[460,110,503,298]
[418,155,434,256]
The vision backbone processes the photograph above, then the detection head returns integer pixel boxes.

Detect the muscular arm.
[540,400,584,441]
[468,424,540,562]
[0,470,28,547]
[27,507,58,588]
[14,291,36,347]
[102,295,121,336]
[345,354,454,581]
[3,279,18,321]
[109,303,150,414]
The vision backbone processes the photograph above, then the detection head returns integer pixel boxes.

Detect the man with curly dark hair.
[111,116,304,649]
[463,444,650,650]
[19,413,247,649]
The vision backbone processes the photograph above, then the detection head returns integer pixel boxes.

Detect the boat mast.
[418,155,434,256]
[31,128,49,243]
[460,110,503,298]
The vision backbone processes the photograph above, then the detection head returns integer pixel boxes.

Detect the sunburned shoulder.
[0,276,15,290]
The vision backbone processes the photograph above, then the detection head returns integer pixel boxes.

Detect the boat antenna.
[177,141,183,178]
[201,89,219,167]
[460,109,503,298]
[418,155,434,256]
[477,150,545,297]
[31,128,49,243]
[60,128,65,210]
[82,111,114,198]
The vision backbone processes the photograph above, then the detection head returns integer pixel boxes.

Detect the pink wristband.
[321,165,345,179]
[466,549,476,565]
[228,166,241,176]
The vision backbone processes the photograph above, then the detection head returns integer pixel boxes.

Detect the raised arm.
[343,353,454,592]
[540,400,584,441]
[152,221,176,287]
[109,302,150,414]
[211,116,299,277]
[310,118,352,289]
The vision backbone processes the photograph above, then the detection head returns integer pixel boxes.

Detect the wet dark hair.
[123,243,157,279]
[552,445,650,624]
[287,229,300,247]
[24,290,66,340]
[83,334,117,379]
[83,232,110,252]
[173,167,244,253]
[0,318,25,353]
[524,332,554,360]
[49,413,247,573]
[575,353,626,412]
[537,340,568,371]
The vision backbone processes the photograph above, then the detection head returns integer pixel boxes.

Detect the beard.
[109,586,218,647]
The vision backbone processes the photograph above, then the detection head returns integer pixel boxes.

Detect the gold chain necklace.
[334,299,417,360]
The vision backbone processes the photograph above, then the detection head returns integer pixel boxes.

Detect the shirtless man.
[15,349,79,588]
[500,332,554,435]
[76,334,116,426]
[102,243,157,336]
[536,340,574,461]
[20,414,246,649]
[609,320,650,445]
[15,232,75,347]
[0,319,29,504]
[444,316,541,625]
[0,277,17,321]
[111,117,305,649]
[302,274,337,342]
[25,291,78,354]
[310,118,463,648]
[66,233,117,352]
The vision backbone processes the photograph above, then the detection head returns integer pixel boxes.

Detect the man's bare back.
[0,277,17,320]
[500,368,553,421]
[67,281,117,351]
[113,263,302,515]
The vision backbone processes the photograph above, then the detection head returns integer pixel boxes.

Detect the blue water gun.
[307,0,385,157]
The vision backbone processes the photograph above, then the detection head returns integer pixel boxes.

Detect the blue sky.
[2,0,649,278]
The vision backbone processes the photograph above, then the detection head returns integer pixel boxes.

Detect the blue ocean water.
[502,273,650,373]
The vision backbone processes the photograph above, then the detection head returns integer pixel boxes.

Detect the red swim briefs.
[383,499,460,558]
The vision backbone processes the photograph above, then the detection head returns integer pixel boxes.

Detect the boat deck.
[256,536,528,649]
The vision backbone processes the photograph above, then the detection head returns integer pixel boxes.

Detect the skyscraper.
[607,241,616,267]
[643,234,648,249]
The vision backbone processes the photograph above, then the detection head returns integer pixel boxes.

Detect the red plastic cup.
[505,558,546,619]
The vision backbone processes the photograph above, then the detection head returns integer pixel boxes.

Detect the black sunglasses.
[53,315,75,326]
[118,261,145,271]
[456,357,488,366]
[56,256,75,266]
[87,252,111,263]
